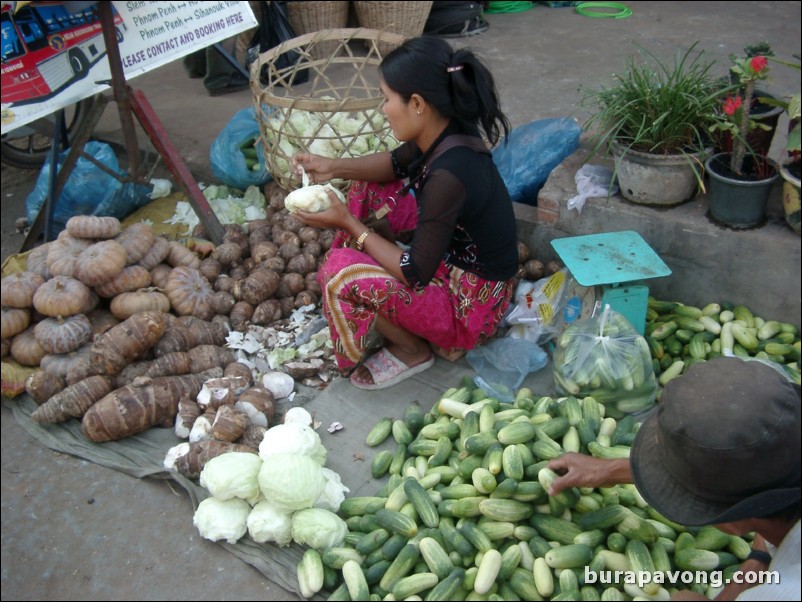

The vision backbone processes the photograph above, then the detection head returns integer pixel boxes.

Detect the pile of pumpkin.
[0,180,554,451]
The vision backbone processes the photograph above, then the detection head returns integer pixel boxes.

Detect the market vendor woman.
[292,36,518,390]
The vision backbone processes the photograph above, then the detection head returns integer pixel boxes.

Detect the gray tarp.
[8,355,553,597]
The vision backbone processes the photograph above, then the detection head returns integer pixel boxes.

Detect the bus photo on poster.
[1,1,125,106]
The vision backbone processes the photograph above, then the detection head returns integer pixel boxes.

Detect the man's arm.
[547,453,633,495]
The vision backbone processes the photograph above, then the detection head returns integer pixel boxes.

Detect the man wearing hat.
[548,357,801,600]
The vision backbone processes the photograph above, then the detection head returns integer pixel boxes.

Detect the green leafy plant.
[580,43,725,157]
[762,55,801,162]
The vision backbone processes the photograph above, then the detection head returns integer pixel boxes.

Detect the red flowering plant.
[710,54,775,177]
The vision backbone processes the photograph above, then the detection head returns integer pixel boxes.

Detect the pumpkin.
[1,271,46,308]
[137,236,171,271]
[164,266,215,320]
[46,235,91,278]
[32,276,93,317]
[66,215,121,240]
[34,314,93,354]
[110,290,172,320]
[73,240,127,288]
[115,222,155,265]
[25,243,52,279]
[94,265,152,298]
[2,308,31,339]
[10,327,48,366]
[166,241,201,269]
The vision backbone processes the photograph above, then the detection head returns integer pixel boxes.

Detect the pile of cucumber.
[296,385,752,601]
[645,298,800,387]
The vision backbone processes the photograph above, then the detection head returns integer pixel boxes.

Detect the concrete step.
[515,147,801,328]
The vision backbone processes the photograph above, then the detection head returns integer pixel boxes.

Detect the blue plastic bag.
[210,107,271,190]
[466,337,549,402]
[492,117,581,205]
[25,141,152,236]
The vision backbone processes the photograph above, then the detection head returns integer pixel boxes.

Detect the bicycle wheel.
[0,98,94,169]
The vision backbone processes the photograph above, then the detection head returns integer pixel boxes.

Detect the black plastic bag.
[248,1,308,86]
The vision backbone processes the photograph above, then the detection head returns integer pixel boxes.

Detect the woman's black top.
[390,122,519,287]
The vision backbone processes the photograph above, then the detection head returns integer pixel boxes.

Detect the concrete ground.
[2,2,800,601]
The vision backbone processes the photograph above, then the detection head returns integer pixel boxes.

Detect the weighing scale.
[551,231,672,334]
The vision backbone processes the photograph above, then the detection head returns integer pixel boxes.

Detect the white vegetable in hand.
[284,183,345,214]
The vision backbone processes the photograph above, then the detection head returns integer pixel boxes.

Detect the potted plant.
[716,42,785,157]
[706,53,780,229]
[766,55,801,235]
[580,42,725,206]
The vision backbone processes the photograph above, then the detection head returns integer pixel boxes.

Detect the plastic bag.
[211,107,271,190]
[25,141,151,237]
[553,305,657,418]
[505,268,574,344]
[248,0,308,86]
[491,117,581,205]
[566,164,619,214]
[467,337,549,402]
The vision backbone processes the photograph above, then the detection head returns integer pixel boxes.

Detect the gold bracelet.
[355,229,372,251]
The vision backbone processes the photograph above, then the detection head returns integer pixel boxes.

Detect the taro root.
[212,242,242,269]
[305,272,321,297]
[286,253,317,276]
[224,362,254,387]
[240,269,280,306]
[297,227,319,244]
[261,256,286,273]
[523,259,545,281]
[198,257,221,284]
[210,406,249,442]
[229,302,255,332]
[251,241,278,263]
[517,241,530,264]
[252,300,282,325]
[277,273,305,299]
[278,242,301,261]
[545,260,563,276]
[295,291,318,308]
[210,291,236,315]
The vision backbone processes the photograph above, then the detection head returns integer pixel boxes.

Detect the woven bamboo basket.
[252,29,405,192]
[353,1,433,54]
[286,1,350,60]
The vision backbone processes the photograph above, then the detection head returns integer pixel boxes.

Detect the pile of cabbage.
[165,184,268,235]
[262,107,400,182]
[192,407,349,549]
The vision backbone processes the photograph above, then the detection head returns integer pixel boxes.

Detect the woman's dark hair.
[380,37,511,146]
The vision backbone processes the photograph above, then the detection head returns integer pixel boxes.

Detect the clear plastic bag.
[566,163,619,214]
[467,337,549,402]
[210,107,271,190]
[553,305,657,418]
[504,268,573,344]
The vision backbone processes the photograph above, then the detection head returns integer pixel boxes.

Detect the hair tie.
[446,65,464,73]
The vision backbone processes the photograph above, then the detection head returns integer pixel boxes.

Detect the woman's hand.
[547,453,633,495]
[292,152,336,184]
[294,189,355,231]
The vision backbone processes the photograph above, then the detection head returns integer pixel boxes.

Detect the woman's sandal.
[350,348,436,390]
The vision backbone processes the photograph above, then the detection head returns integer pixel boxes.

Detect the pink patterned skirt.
[318,181,514,374]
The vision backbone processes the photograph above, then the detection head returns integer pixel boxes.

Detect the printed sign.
[1,0,257,134]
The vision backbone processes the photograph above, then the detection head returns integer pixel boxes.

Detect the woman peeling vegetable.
[292,37,518,390]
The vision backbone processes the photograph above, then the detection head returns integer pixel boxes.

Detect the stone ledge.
[514,148,801,327]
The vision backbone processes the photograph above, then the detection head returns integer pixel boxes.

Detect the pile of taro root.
[0,181,560,476]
